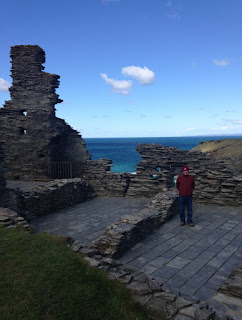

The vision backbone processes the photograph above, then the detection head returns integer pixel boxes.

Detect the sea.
[85,136,242,173]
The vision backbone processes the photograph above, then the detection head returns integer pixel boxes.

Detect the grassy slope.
[192,139,242,174]
[0,226,150,320]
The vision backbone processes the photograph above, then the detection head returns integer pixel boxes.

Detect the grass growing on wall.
[0,226,150,320]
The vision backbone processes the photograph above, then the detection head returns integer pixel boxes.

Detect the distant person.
[176,166,195,227]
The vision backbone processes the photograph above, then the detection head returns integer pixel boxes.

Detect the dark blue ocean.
[85,136,242,173]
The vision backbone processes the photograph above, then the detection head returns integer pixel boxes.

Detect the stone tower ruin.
[0,45,90,180]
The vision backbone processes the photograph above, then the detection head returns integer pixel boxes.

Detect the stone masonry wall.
[82,144,241,206]
[5,178,95,220]
[0,45,90,181]
[126,144,242,206]
[92,191,179,259]
[83,159,132,196]
[0,143,8,207]
[0,143,6,193]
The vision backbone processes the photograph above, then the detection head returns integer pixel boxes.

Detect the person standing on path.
[176,166,195,227]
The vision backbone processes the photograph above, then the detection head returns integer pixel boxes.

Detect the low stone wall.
[92,192,179,259]
[68,239,217,320]
[84,159,132,196]
[5,178,95,220]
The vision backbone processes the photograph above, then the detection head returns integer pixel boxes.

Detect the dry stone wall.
[83,159,132,196]
[126,144,242,206]
[82,144,241,206]
[5,178,95,220]
[92,191,179,259]
[0,45,90,181]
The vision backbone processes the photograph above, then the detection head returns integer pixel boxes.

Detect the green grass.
[0,226,150,320]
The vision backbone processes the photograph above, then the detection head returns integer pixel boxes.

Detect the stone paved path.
[31,197,242,303]
[118,203,242,302]
[31,197,149,243]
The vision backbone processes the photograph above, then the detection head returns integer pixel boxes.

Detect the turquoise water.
[85,136,242,173]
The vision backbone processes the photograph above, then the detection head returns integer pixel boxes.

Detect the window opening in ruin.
[19,128,27,135]
[19,110,27,116]
[156,167,161,172]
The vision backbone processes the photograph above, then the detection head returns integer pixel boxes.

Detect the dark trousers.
[179,195,193,224]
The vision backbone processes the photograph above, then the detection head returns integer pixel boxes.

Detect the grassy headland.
[192,139,242,174]
[0,226,150,320]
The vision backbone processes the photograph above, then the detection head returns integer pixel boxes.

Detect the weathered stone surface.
[5,178,95,219]
[84,257,100,268]
[125,144,242,206]
[83,159,132,196]
[144,297,177,319]
[218,262,242,299]
[92,191,179,258]
[0,45,90,181]
[179,306,196,318]
[0,207,29,229]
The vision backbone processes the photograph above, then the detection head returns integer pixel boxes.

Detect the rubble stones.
[218,263,242,299]
[0,207,29,228]
[208,262,242,319]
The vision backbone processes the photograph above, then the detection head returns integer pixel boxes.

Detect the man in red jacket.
[176,166,195,227]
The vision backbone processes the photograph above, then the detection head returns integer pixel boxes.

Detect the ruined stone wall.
[126,144,242,206]
[0,45,90,181]
[84,159,132,196]
[0,143,7,205]
[81,144,241,205]
[5,178,95,220]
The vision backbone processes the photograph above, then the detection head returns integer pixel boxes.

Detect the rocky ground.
[192,139,242,175]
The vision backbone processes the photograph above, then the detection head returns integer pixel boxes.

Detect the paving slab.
[31,196,149,243]
[30,197,242,302]
[117,203,242,301]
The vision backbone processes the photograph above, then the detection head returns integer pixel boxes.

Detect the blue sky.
[0,0,242,138]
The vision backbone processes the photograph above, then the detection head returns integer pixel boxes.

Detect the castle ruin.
[0,45,90,180]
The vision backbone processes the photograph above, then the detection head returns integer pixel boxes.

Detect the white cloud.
[211,126,228,130]
[101,73,132,95]
[213,59,230,67]
[0,78,11,92]
[122,66,155,85]
[185,128,195,132]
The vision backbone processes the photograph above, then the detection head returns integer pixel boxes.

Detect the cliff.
[192,139,242,175]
